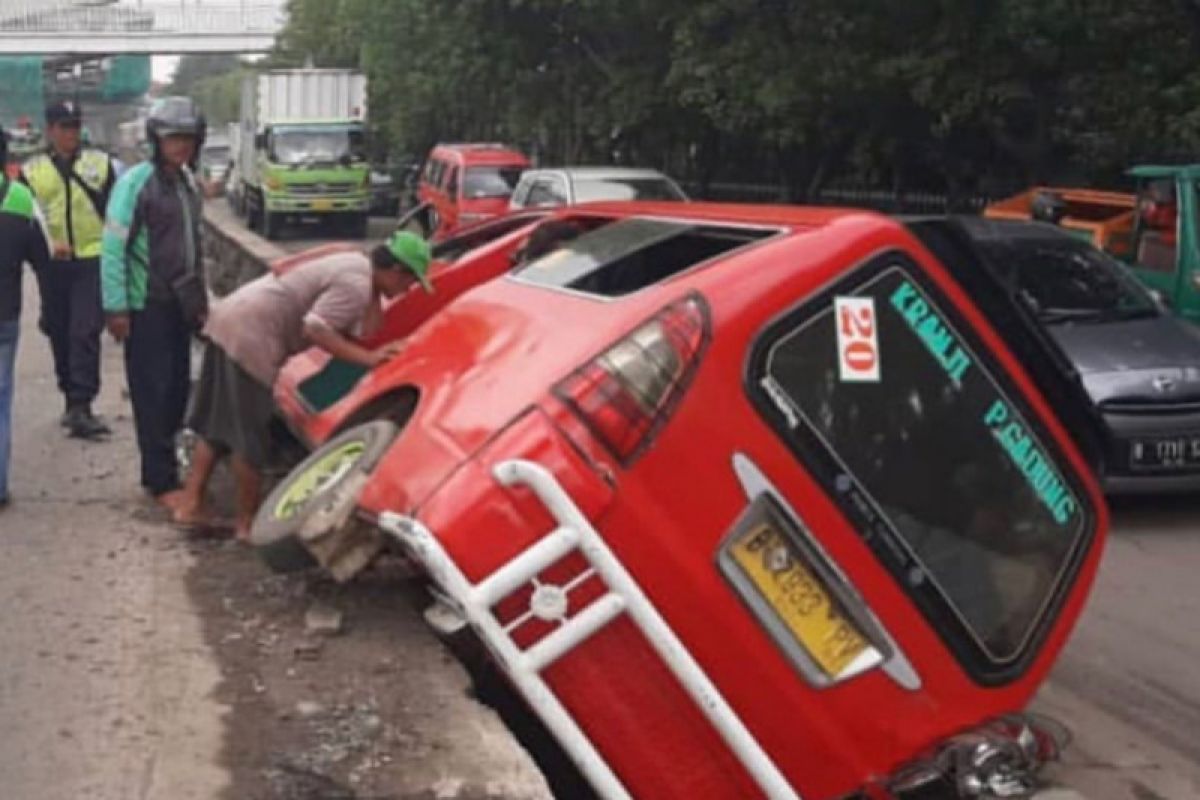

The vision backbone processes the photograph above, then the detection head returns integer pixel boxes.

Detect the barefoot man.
[174,231,433,537]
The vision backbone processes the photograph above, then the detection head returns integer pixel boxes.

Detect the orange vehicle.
[985,186,1137,257]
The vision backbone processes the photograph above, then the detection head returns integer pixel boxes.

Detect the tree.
[166,55,249,126]
[269,0,1200,197]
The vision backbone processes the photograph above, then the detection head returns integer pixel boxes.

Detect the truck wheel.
[244,196,259,230]
[350,214,369,240]
[261,210,281,240]
[251,420,399,574]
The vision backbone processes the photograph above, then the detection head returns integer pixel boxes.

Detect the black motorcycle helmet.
[146,96,207,168]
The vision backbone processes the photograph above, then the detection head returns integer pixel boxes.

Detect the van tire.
[250,420,399,574]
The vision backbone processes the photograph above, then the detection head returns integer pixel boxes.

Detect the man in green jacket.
[101,97,206,508]
[0,125,52,510]
[22,101,114,440]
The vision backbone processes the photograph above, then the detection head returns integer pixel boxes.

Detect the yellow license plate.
[311,199,334,211]
[729,522,870,678]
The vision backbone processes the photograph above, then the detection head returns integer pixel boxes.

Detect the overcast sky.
[140,0,286,82]
[151,55,179,82]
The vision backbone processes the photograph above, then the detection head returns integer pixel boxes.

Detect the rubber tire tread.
[251,420,399,573]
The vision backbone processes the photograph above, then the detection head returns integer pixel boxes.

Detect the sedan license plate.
[728,521,870,678]
[1130,436,1200,469]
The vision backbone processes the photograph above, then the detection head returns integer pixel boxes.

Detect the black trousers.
[125,300,192,496]
[36,257,103,408]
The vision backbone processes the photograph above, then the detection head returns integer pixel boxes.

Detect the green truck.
[987,165,1200,323]
[234,69,371,240]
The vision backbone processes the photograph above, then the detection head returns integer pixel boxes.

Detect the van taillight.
[553,294,710,463]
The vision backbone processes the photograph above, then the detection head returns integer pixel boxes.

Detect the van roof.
[431,143,529,166]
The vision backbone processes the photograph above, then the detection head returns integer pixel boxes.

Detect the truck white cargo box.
[244,69,367,128]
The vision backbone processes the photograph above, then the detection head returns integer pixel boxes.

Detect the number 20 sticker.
[834,296,881,382]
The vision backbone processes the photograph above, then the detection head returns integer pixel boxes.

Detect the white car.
[508,166,688,210]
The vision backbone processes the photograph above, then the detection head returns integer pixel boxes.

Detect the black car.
[952,218,1200,494]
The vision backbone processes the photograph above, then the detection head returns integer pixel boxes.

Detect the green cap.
[386,231,433,293]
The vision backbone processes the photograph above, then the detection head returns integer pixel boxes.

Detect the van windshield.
[755,262,1091,665]
[976,236,1158,325]
[463,166,524,199]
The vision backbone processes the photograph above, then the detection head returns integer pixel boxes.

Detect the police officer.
[22,100,114,439]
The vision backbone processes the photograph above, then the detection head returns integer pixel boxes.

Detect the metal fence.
[0,1,282,34]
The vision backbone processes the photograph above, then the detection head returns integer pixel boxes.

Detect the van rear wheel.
[251,420,399,574]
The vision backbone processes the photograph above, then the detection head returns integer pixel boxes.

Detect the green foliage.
[167,55,248,126]
[272,0,1200,195]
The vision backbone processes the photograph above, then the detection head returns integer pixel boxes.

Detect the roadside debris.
[304,601,344,637]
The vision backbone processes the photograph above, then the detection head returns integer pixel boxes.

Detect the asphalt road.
[1036,495,1200,799]
[0,277,552,800]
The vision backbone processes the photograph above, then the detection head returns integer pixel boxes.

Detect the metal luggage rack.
[378,458,801,800]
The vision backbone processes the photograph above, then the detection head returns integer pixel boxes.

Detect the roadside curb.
[202,200,286,295]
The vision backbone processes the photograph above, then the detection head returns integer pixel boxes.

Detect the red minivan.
[415,143,530,240]
[259,204,1108,799]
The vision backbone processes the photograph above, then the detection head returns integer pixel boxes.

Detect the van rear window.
[512,217,773,297]
[749,257,1094,678]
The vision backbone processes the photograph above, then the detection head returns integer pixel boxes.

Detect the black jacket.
[0,178,51,323]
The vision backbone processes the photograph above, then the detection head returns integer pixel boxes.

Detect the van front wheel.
[251,420,399,574]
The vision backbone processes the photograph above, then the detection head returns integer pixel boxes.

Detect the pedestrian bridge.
[0,1,282,55]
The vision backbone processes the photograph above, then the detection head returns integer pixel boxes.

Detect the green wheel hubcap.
[273,441,366,521]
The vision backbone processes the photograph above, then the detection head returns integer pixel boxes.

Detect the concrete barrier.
[202,200,284,296]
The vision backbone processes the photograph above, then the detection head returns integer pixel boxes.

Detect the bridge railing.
[0,2,282,35]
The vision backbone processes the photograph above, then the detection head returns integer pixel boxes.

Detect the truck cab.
[986,165,1200,323]
[1122,165,1200,323]
[252,120,370,237]
[237,69,371,240]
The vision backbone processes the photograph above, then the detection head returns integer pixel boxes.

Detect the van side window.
[527,179,560,207]
[511,179,532,208]
[428,159,446,189]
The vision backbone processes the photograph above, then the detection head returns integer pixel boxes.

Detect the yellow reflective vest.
[23,149,112,260]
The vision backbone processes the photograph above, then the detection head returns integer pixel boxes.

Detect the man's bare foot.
[156,489,187,512]
[172,499,221,531]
